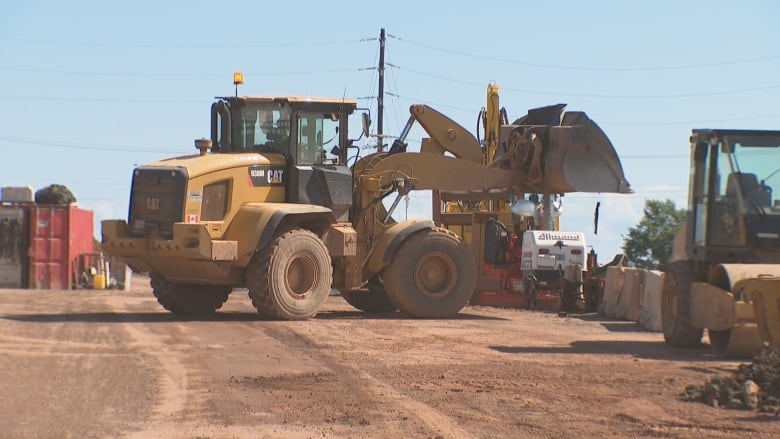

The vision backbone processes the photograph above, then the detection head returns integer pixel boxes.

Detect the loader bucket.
[708,264,780,357]
[746,278,780,350]
[497,105,633,194]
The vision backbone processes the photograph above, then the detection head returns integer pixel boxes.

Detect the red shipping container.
[27,205,94,289]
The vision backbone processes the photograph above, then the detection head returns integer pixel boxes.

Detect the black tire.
[341,276,397,313]
[661,260,703,347]
[561,280,578,312]
[149,273,231,314]
[246,228,332,320]
[383,228,476,318]
[708,329,733,356]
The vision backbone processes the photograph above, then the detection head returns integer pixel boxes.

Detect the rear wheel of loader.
[383,228,476,318]
[150,274,232,314]
[246,228,332,320]
[341,276,397,313]
[661,260,703,347]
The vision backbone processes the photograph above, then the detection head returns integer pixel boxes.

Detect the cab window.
[235,105,291,153]
[296,112,340,165]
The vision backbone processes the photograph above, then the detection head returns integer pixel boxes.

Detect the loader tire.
[150,273,231,314]
[383,228,476,318]
[246,228,332,320]
[661,260,703,347]
[341,276,397,313]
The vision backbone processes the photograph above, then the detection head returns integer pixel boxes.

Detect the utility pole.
[377,28,385,152]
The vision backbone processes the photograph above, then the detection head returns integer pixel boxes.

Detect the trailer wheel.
[561,280,578,312]
[661,260,703,347]
[246,228,332,320]
[341,276,397,313]
[383,228,476,318]
[150,274,232,314]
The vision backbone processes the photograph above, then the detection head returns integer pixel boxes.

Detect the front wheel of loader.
[341,276,397,313]
[246,228,332,320]
[383,228,476,318]
[150,274,232,314]
[661,260,703,347]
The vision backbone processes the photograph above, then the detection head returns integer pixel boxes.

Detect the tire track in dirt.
[260,323,477,439]
[98,298,190,436]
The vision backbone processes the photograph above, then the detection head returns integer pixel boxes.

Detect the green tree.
[622,199,686,270]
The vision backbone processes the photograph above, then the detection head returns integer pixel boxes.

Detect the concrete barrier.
[637,270,664,332]
[598,266,626,318]
[614,268,642,321]
[598,267,664,332]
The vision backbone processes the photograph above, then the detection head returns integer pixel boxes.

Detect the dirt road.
[1,275,777,438]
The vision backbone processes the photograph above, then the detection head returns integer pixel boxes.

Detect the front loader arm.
[360,151,576,195]
[389,105,484,164]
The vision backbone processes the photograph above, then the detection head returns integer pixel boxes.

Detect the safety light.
[233,71,244,97]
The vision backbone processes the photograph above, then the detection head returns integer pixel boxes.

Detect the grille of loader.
[128,168,187,239]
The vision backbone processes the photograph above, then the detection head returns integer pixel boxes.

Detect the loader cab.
[687,129,780,262]
[210,96,359,220]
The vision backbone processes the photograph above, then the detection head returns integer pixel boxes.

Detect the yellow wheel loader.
[102,93,631,320]
[663,129,780,356]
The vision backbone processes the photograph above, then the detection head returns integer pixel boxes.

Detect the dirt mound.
[683,349,780,413]
[35,184,77,204]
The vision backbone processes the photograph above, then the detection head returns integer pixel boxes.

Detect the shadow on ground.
[489,340,747,362]
[1,309,507,324]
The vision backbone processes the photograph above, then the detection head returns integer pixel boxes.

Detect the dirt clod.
[683,349,780,412]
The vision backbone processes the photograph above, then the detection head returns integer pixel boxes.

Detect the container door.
[28,206,68,289]
[0,207,26,288]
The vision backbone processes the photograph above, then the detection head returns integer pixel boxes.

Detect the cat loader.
[662,129,780,356]
[101,89,631,320]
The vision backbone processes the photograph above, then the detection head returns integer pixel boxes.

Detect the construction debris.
[683,349,780,413]
[35,184,77,204]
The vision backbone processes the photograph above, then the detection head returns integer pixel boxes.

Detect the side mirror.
[361,113,371,138]
[330,145,341,156]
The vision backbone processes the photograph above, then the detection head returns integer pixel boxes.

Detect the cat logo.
[267,169,284,184]
[248,165,285,187]
[146,197,160,211]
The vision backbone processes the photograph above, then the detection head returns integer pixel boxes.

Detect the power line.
[0,66,363,79]
[0,94,205,104]
[602,113,780,126]
[391,35,780,72]
[397,65,780,99]
[386,92,476,112]
[387,92,780,127]
[2,175,127,187]
[0,136,181,154]
[0,36,366,50]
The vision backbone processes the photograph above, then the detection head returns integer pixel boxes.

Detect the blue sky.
[1,1,778,260]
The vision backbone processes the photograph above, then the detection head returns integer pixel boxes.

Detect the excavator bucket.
[496,104,633,194]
